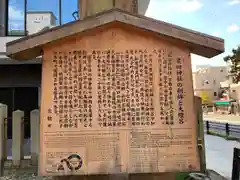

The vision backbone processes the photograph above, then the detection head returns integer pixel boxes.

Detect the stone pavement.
[203,114,240,124]
[205,134,240,179]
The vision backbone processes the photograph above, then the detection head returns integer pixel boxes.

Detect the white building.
[230,83,240,101]
[26,11,57,35]
[192,66,229,101]
[196,64,211,71]
[221,77,240,101]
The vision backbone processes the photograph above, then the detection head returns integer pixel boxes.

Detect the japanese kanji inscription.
[39,27,199,176]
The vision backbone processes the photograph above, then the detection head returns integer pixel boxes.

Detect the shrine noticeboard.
[39,27,200,176]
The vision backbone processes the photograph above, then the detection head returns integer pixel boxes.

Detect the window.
[8,0,26,36]
[213,79,216,85]
[201,80,209,86]
[214,92,217,97]
[220,69,224,72]
[5,0,78,36]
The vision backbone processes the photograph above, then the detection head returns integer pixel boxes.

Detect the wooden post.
[1,104,8,160]
[0,104,7,176]
[30,109,40,166]
[194,96,207,173]
[0,106,3,176]
[78,0,138,20]
[12,110,24,167]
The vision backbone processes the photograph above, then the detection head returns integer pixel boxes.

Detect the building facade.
[26,11,57,35]
[221,78,240,102]
[195,64,211,71]
[192,66,229,102]
[0,0,150,138]
[230,83,240,102]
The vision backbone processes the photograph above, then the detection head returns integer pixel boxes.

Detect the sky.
[8,0,78,25]
[8,0,240,71]
[145,0,240,71]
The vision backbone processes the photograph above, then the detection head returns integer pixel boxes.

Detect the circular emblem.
[58,154,83,171]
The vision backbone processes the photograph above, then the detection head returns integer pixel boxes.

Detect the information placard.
[39,28,200,176]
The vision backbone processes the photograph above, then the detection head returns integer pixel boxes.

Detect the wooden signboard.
[39,26,200,176]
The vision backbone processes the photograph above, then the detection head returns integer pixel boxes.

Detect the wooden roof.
[6,8,224,60]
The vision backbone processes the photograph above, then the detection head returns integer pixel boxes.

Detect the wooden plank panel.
[80,0,113,20]
[39,26,200,176]
[115,0,138,14]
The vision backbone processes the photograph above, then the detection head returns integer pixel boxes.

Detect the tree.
[224,46,240,83]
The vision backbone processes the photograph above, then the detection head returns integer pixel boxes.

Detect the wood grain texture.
[79,0,138,19]
[194,96,206,173]
[39,26,200,176]
[80,0,113,19]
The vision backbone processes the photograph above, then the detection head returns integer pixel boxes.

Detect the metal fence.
[204,121,240,139]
